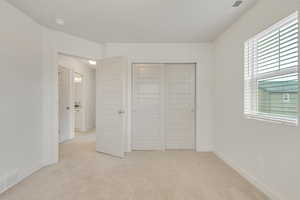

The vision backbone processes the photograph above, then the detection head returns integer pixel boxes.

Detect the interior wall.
[0,1,103,193]
[104,43,214,151]
[58,55,96,133]
[0,0,44,192]
[213,0,300,199]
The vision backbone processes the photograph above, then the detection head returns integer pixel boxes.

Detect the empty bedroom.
[0,0,299,199]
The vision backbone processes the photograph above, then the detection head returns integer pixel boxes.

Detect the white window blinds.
[244,12,299,125]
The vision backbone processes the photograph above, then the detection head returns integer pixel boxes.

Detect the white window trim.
[245,113,297,127]
[244,12,299,126]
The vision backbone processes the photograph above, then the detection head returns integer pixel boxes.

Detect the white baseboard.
[214,151,283,200]
[196,146,213,152]
[59,135,74,143]
[0,161,45,195]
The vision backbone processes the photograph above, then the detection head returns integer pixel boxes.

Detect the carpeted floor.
[0,132,269,200]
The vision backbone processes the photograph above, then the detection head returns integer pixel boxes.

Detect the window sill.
[244,114,298,127]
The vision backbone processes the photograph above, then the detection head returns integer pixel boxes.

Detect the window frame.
[244,12,299,126]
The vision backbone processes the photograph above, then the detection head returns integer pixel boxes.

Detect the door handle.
[66,106,70,110]
[118,110,125,114]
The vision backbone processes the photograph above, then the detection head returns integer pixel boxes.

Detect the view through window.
[244,12,299,124]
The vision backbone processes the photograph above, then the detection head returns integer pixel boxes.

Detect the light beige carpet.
[75,130,95,137]
[0,133,269,200]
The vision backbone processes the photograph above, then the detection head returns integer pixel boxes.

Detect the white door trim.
[127,59,201,152]
[44,50,99,166]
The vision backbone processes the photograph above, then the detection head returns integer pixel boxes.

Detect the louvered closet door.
[165,64,195,149]
[132,64,164,150]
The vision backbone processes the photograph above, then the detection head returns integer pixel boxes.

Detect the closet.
[132,63,196,150]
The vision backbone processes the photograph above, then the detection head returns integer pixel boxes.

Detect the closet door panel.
[165,64,195,149]
[132,64,164,150]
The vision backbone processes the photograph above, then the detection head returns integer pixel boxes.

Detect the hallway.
[1,132,268,200]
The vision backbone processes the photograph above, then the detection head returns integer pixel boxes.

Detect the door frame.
[126,59,201,152]
[55,53,97,162]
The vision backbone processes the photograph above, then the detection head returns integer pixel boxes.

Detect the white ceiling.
[7,0,257,43]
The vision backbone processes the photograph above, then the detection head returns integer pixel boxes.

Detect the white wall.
[0,0,44,192]
[214,0,300,199]
[58,55,96,132]
[104,43,214,151]
[0,1,103,193]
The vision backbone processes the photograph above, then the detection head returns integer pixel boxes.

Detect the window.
[244,12,299,125]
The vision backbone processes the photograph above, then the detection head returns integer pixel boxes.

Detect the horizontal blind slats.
[244,12,298,123]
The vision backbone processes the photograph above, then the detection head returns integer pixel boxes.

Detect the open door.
[58,66,74,143]
[96,57,127,158]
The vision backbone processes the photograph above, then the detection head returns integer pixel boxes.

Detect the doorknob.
[66,106,70,110]
[118,110,125,114]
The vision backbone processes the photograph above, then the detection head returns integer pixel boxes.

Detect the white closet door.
[132,64,164,150]
[165,64,195,149]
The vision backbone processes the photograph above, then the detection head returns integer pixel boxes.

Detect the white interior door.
[96,57,127,158]
[58,66,74,143]
[165,64,195,149]
[132,64,164,150]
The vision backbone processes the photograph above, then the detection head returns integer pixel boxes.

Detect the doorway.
[132,63,196,150]
[57,53,97,161]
